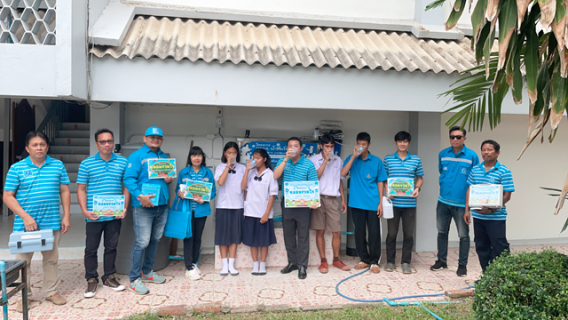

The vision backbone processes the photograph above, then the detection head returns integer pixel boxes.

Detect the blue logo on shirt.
[24,170,33,177]
[461,168,467,174]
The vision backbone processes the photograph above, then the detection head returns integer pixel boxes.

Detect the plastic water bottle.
[327,151,335,161]
[247,159,256,169]
[356,146,363,155]
[290,148,297,157]
[230,157,236,165]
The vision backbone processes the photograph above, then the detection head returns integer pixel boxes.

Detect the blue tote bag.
[164,196,192,239]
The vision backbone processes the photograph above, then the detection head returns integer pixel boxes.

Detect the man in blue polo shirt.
[464,140,514,272]
[123,126,173,294]
[383,131,424,275]
[274,137,318,280]
[77,128,130,298]
[431,126,479,277]
[3,131,71,312]
[341,132,388,274]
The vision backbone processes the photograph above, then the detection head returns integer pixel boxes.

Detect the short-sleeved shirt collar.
[393,152,415,161]
[480,160,501,172]
[359,152,374,161]
[287,155,307,165]
[24,155,52,168]
[94,152,118,162]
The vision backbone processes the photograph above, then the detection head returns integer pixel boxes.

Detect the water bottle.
[356,146,363,155]
[289,148,297,157]
[247,159,256,169]
[327,151,335,161]
[230,157,236,165]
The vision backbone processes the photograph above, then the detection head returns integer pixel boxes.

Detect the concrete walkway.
[3,244,566,319]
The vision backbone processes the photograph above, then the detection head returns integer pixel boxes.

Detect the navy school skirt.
[214,208,244,246]
[241,216,277,247]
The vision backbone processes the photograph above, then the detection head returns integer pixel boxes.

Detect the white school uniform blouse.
[214,163,246,209]
[244,168,279,219]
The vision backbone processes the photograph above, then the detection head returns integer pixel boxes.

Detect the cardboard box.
[9,229,54,254]
[387,178,415,197]
[469,184,503,209]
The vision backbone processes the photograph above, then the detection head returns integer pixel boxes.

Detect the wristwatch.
[415,187,421,192]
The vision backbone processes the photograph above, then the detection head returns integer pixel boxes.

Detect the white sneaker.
[192,264,202,275]
[186,268,201,281]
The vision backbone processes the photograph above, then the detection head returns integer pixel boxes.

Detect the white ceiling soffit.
[90,16,477,74]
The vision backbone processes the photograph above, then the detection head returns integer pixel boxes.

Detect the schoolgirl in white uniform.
[241,148,278,276]
[214,141,245,276]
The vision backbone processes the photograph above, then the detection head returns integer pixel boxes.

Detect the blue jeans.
[129,205,168,282]
[436,201,470,266]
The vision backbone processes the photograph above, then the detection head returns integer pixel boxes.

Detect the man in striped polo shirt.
[464,140,514,272]
[3,131,71,312]
[274,137,318,280]
[431,126,479,277]
[383,131,424,275]
[77,128,130,298]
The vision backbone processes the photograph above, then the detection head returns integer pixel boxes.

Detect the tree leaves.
[436,0,568,229]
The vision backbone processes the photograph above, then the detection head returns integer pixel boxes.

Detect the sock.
[259,262,266,273]
[252,261,259,274]
[321,258,327,263]
[220,258,229,274]
[228,258,239,274]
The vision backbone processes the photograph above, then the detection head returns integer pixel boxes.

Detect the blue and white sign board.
[239,140,318,163]
[283,181,320,208]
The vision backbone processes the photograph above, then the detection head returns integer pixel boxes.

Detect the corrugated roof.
[90,16,477,74]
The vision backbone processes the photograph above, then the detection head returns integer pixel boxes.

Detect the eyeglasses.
[97,140,114,145]
[450,135,464,140]
[146,136,163,140]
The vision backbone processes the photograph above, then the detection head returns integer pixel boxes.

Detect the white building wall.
[441,113,568,244]
[120,104,410,252]
[125,0,416,21]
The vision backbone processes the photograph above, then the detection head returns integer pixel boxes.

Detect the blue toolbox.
[9,229,54,254]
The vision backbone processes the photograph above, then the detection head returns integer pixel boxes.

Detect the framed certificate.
[283,181,320,208]
[148,159,177,179]
[93,195,125,216]
[469,184,503,209]
[387,178,415,197]
[185,180,213,202]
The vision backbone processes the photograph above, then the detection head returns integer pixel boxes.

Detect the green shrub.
[473,248,568,319]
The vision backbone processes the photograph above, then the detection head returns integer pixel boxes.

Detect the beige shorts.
[310,195,341,232]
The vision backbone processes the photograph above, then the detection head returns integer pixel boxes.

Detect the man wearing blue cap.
[123,126,173,295]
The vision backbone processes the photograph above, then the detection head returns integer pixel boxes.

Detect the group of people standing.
[3,125,515,313]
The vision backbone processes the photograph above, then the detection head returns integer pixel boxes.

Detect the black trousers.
[473,218,510,271]
[351,207,381,265]
[84,219,122,282]
[183,214,208,270]
[281,201,311,268]
[386,207,416,264]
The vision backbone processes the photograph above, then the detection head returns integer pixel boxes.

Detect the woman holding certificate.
[214,142,246,276]
[241,148,278,276]
[176,146,216,281]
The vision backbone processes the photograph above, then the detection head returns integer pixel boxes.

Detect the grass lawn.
[124,298,474,320]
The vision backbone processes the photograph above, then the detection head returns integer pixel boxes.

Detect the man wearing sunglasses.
[78,128,130,298]
[430,126,479,277]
